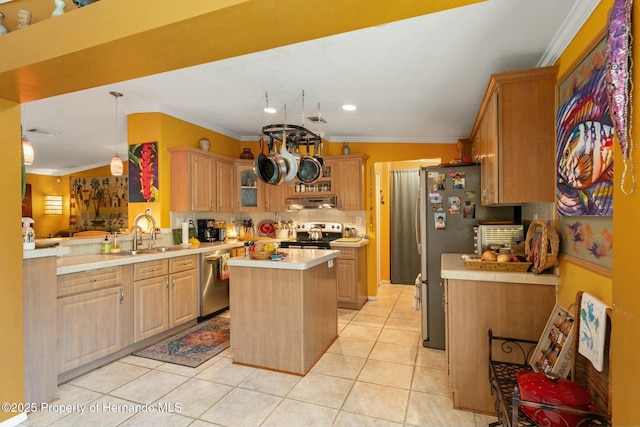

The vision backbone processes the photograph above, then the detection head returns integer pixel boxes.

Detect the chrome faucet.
[132,208,157,254]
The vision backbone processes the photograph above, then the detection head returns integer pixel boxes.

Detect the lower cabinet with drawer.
[133,255,199,342]
[57,265,134,374]
[336,246,368,309]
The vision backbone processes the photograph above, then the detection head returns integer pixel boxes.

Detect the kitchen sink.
[109,246,183,256]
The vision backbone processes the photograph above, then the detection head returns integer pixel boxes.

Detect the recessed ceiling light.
[342,104,356,111]
[264,107,277,114]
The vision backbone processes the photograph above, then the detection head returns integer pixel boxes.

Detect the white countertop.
[56,241,243,275]
[228,249,340,271]
[23,246,71,259]
[441,253,559,286]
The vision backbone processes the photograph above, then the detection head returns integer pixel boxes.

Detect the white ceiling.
[23,0,595,176]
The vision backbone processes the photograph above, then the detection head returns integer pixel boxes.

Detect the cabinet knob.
[165,279,169,289]
[90,277,96,282]
[120,288,124,304]
[183,261,188,265]
[172,279,176,288]
[152,267,156,271]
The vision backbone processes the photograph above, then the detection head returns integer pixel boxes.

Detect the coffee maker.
[197,219,225,242]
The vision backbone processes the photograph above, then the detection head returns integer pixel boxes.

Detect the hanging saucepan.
[256,135,278,184]
[297,137,322,183]
[255,134,269,183]
[282,131,300,181]
[265,137,287,185]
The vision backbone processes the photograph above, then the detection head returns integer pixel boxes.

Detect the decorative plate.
[257,219,276,237]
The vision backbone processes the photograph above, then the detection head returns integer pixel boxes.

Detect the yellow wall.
[555,1,639,425]
[0,101,25,421]
[26,165,130,238]
[25,174,69,238]
[609,6,640,427]
[128,112,253,229]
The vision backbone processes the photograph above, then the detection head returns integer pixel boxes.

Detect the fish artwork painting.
[556,36,613,217]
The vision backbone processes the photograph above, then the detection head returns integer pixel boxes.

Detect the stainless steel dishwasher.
[199,248,231,320]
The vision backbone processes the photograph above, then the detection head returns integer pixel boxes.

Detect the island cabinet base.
[230,261,338,375]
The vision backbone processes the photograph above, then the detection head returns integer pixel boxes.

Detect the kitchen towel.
[219,253,230,280]
[412,273,421,311]
[578,292,609,372]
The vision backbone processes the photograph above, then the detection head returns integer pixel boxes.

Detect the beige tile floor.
[21,284,497,427]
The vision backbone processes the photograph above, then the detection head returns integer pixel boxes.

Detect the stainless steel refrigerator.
[416,165,515,349]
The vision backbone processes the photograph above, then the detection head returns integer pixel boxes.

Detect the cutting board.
[335,237,362,242]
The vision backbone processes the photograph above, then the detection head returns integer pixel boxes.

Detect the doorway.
[390,169,420,284]
[375,159,440,287]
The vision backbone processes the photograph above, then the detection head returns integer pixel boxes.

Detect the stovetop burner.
[279,222,343,249]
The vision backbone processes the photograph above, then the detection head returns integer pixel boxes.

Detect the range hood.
[286,196,337,210]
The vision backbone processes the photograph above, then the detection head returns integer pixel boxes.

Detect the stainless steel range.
[279,222,343,249]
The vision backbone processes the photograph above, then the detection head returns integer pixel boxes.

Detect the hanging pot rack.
[261,124,320,146]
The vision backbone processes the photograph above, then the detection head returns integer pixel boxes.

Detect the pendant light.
[21,103,34,165]
[22,126,34,165]
[109,91,124,176]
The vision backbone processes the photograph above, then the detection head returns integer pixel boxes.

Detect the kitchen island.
[228,249,339,375]
[441,253,558,415]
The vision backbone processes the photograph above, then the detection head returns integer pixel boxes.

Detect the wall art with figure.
[556,30,612,271]
[70,176,128,231]
[129,142,159,202]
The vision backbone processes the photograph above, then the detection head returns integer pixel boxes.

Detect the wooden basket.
[524,220,559,273]
[462,260,532,272]
[249,251,271,260]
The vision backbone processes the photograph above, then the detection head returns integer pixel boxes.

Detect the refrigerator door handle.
[415,189,421,255]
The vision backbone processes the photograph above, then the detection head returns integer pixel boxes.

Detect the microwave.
[474,224,525,257]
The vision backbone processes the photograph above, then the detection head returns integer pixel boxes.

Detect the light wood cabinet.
[57,265,133,374]
[264,181,291,212]
[336,246,368,309]
[23,257,58,404]
[332,154,367,210]
[216,158,234,212]
[169,147,233,212]
[469,66,558,205]
[445,278,556,414]
[133,255,198,342]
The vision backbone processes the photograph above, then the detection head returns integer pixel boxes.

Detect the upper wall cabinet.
[331,154,368,211]
[169,147,233,212]
[469,66,558,206]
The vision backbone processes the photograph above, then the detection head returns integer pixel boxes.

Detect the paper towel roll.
[182,221,189,245]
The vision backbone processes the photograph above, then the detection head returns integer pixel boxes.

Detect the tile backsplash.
[171,210,367,240]
[521,202,555,227]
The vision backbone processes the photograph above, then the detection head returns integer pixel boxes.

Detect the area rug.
[134,317,230,368]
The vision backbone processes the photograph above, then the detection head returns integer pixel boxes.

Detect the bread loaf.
[481,250,497,261]
[496,254,512,263]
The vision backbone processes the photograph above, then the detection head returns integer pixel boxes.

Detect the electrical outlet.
[355,217,362,226]
[328,259,334,268]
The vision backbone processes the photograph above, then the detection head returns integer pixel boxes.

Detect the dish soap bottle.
[22,217,35,250]
[111,232,120,253]
[101,236,111,254]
